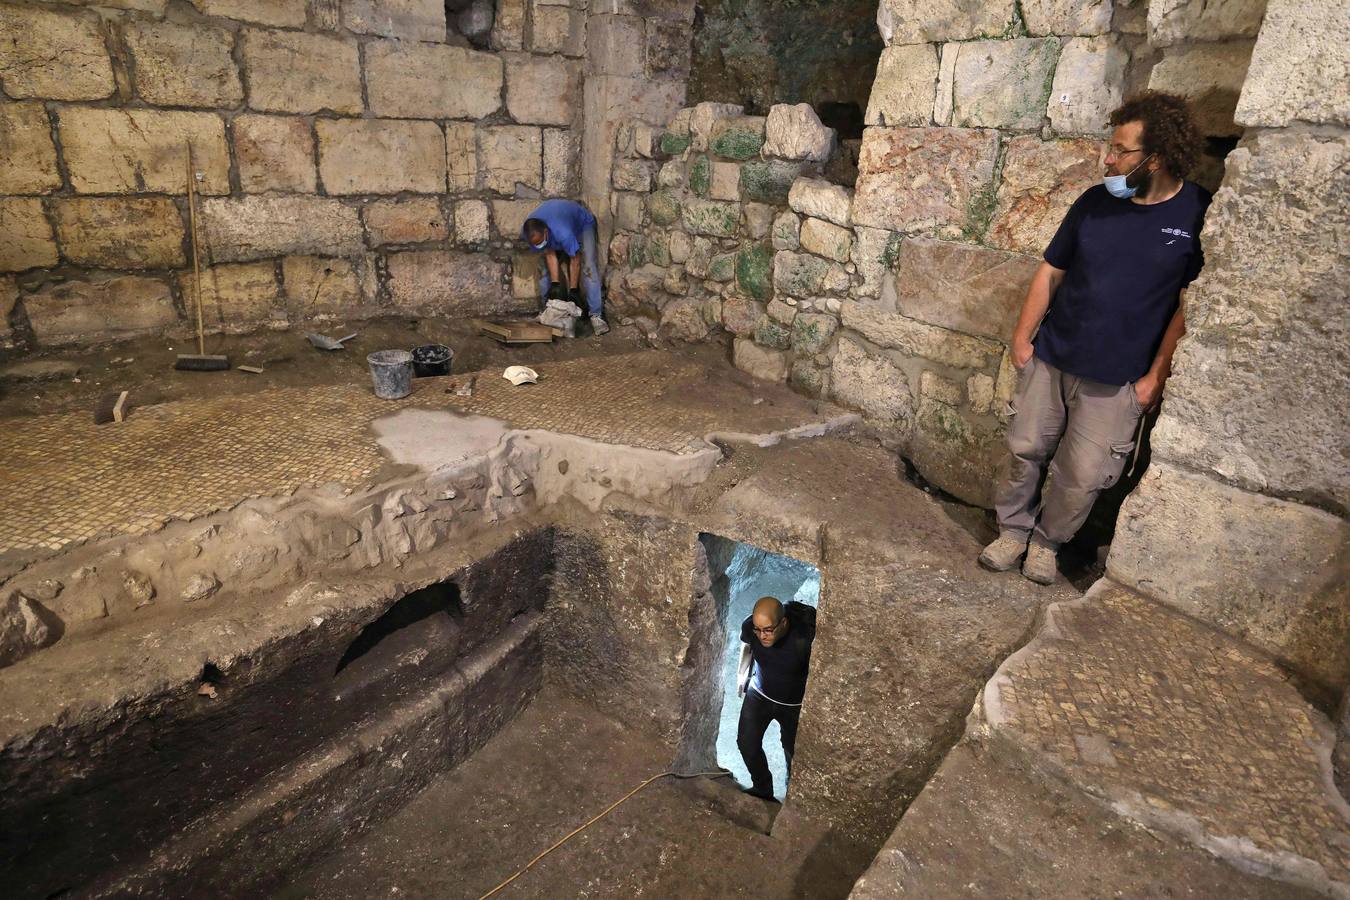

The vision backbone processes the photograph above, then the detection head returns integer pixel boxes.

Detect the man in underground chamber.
[979,90,1210,585]
[521,198,609,335]
[737,596,817,800]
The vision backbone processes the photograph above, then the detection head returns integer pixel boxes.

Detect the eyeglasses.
[1105,144,1145,159]
[752,621,784,636]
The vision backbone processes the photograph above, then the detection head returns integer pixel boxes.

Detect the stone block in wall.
[865,45,939,128]
[588,14,645,77]
[530,2,586,57]
[1148,0,1265,47]
[455,200,492,245]
[772,212,800,251]
[0,276,16,347]
[241,30,361,116]
[710,117,767,161]
[52,198,185,269]
[773,251,831,298]
[660,296,711,341]
[505,54,580,126]
[788,178,852,228]
[492,199,536,239]
[317,119,448,195]
[851,226,901,299]
[919,370,963,406]
[478,126,543,194]
[1148,42,1253,137]
[722,297,764,335]
[1235,0,1347,127]
[25,275,176,345]
[708,161,740,201]
[1047,35,1128,136]
[689,101,745,153]
[842,300,1004,368]
[953,38,1060,130]
[0,6,113,101]
[647,191,681,226]
[191,0,307,27]
[688,155,711,196]
[986,136,1100,254]
[175,261,281,330]
[967,372,995,414]
[1020,0,1112,37]
[762,104,835,162]
[876,0,1015,44]
[733,337,789,382]
[367,41,503,120]
[543,129,579,196]
[1109,463,1349,693]
[386,250,512,315]
[909,397,1001,506]
[792,312,837,354]
[233,114,317,194]
[853,127,998,237]
[125,19,243,108]
[446,122,478,192]
[891,238,1037,342]
[613,192,643,231]
[708,253,735,282]
[341,0,445,41]
[363,198,448,247]
[934,43,957,125]
[735,242,773,302]
[492,0,526,50]
[58,107,231,196]
[282,255,373,316]
[755,317,792,350]
[669,230,690,263]
[612,159,656,192]
[201,196,364,261]
[740,161,799,204]
[646,17,693,79]
[1147,129,1350,508]
[0,102,61,194]
[743,203,774,239]
[800,218,853,263]
[512,250,540,298]
[681,199,739,237]
[830,337,911,426]
[0,199,58,272]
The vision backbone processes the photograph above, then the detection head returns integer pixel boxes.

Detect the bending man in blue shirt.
[979,91,1211,585]
[521,199,608,335]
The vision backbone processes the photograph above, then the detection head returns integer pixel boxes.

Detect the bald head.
[751,597,787,647]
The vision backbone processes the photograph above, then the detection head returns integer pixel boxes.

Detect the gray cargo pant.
[995,355,1144,549]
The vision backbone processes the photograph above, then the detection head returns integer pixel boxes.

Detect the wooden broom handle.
[186,140,205,356]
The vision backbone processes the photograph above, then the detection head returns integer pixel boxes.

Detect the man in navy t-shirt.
[737,596,815,800]
[521,199,608,335]
[979,91,1211,584]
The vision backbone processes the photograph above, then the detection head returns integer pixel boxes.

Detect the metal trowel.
[304,331,359,351]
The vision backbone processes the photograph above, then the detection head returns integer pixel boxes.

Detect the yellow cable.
[477,770,732,900]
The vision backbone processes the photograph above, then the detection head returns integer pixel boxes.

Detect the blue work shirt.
[522,200,596,257]
[1036,182,1211,386]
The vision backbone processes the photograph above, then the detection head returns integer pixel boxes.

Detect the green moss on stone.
[689,156,711,197]
[660,131,691,155]
[962,185,999,242]
[711,126,765,161]
[683,200,740,238]
[741,160,799,204]
[647,232,672,267]
[628,234,648,269]
[648,191,681,226]
[709,253,736,282]
[791,312,837,354]
[754,318,792,350]
[735,241,774,301]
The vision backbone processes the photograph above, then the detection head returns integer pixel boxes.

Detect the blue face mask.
[531,240,547,250]
[1103,153,1153,198]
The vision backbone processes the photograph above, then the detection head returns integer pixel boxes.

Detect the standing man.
[737,596,816,801]
[979,91,1210,584]
[521,199,608,335]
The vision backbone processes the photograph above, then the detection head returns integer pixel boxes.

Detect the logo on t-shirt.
[1160,227,1192,239]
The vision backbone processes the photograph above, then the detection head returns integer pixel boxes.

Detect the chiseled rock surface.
[865,44,940,128]
[1148,0,1266,47]
[0,4,114,100]
[0,102,61,195]
[853,126,998,237]
[233,114,317,194]
[799,218,853,263]
[366,40,503,119]
[341,0,446,41]
[893,238,1038,341]
[908,396,1003,507]
[174,262,281,330]
[192,0,306,27]
[843,299,1004,369]
[952,37,1060,130]
[875,0,1016,44]
[503,53,580,126]
[58,107,232,196]
[1148,41,1254,137]
[317,119,448,195]
[1235,0,1348,127]
[733,337,789,382]
[386,250,513,316]
[240,30,362,115]
[1019,0,1112,37]
[829,337,911,426]
[51,198,186,269]
[0,199,59,273]
[1048,35,1128,136]
[788,178,852,228]
[762,103,835,162]
[124,18,243,109]
[24,275,176,345]
[201,196,364,261]
[985,136,1100,254]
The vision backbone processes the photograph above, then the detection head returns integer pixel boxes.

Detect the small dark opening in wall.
[818,101,864,141]
[200,662,224,684]
[335,581,463,676]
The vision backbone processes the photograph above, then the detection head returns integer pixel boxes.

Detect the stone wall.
[0,0,588,348]
[1107,0,1349,701]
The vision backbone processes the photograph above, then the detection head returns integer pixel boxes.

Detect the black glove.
[546,283,565,302]
[567,287,582,306]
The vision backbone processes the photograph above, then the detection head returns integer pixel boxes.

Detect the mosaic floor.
[990,582,1350,888]
[0,351,846,559]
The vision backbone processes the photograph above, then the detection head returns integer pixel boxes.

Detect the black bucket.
[411,344,453,377]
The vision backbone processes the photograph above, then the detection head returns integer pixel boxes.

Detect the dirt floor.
[282,685,850,900]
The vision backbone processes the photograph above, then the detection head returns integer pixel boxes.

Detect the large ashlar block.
[282,255,374,316]
[1020,0,1112,37]
[908,397,1002,506]
[125,19,243,108]
[341,0,445,41]
[233,114,316,193]
[52,197,185,269]
[492,0,526,50]
[363,198,449,247]
[1236,0,1348,127]
[588,14,645,78]
[0,102,61,194]
[175,261,281,330]
[1147,130,1350,508]
[504,54,580,126]
[478,126,543,194]
[1048,35,1127,136]
[191,0,307,27]
[865,44,939,128]
[492,199,536,239]
[366,41,503,120]
[799,218,853,263]
[841,300,1004,369]
[892,238,1039,341]
[762,104,835,162]
[0,5,114,101]
[58,107,231,195]
[876,0,1015,44]
[788,178,852,228]
[530,2,585,57]
[200,196,364,262]
[986,136,1100,254]
[0,199,59,272]
[733,337,790,382]
[830,337,912,425]
[386,250,514,316]
[24,276,176,345]
[242,30,362,115]
[1109,463,1350,692]
[851,226,902,298]
[446,122,478,192]
[853,126,998,237]
[317,119,447,195]
[543,129,578,196]
[1148,0,1264,47]
[1149,42,1253,137]
[953,38,1060,130]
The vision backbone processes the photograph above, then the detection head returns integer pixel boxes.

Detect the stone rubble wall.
[0,0,589,348]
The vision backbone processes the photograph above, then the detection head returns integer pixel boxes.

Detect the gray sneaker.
[978,533,1028,571]
[1022,542,1058,585]
[590,315,610,335]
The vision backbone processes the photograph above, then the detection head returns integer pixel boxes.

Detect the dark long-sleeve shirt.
[740,602,815,705]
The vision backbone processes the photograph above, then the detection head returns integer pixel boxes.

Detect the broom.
[175,140,229,371]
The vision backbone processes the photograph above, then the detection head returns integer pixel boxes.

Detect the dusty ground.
[282,685,846,900]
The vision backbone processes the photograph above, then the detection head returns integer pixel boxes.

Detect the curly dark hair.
[1108,91,1204,178]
